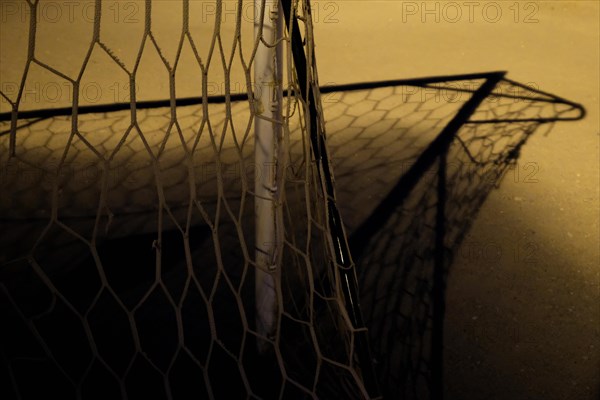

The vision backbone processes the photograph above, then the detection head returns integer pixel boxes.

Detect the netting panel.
[0,1,372,399]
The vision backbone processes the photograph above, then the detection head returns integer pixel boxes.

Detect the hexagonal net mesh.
[0,0,377,399]
[1,1,586,399]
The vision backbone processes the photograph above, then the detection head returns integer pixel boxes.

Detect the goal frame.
[254,0,285,352]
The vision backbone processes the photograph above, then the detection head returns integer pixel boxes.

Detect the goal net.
[1,1,586,399]
[0,0,378,398]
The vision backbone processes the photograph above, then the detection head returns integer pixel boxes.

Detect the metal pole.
[254,0,283,353]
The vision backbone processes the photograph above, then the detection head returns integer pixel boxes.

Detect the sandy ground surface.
[1,1,598,399]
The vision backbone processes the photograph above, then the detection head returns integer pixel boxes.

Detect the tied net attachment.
[0,0,378,399]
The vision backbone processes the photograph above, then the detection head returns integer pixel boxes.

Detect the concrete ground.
[312,1,599,399]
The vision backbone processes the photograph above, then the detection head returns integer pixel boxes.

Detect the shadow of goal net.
[335,75,584,399]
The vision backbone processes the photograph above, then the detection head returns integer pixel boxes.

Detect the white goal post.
[254,0,284,351]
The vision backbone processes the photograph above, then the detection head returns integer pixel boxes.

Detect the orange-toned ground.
[312,2,598,398]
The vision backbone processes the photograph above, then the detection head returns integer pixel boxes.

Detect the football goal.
[0,1,586,400]
[0,0,379,398]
